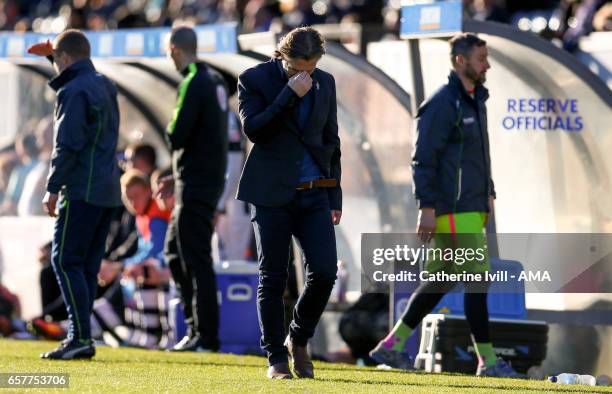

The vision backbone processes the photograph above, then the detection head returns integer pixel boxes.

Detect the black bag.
[339,293,389,359]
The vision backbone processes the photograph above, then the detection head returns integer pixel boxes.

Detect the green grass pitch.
[1,339,611,393]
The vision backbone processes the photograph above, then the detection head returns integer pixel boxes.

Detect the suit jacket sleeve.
[47,88,89,194]
[324,75,342,211]
[237,70,297,143]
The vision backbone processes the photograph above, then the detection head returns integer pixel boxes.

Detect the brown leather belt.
[296,178,337,190]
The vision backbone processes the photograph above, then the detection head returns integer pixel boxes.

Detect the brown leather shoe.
[284,335,314,379]
[266,362,293,379]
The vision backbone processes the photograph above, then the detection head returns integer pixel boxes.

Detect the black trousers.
[251,188,338,365]
[400,280,491,343]
[165,200,219,350]
[40,264,68,321]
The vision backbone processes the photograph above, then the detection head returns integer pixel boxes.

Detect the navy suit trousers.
[251,188,338,365]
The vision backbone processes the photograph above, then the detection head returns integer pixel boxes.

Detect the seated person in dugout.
[102,142,160,269]
[34,170,176,347]
[98,169,172,349]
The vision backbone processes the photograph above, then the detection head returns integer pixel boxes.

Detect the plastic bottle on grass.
[548,373,596,386]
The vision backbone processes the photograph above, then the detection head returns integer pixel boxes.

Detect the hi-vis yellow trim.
[167,63,197,135]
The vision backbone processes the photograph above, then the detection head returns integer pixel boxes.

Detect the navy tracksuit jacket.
[47,58,121,342]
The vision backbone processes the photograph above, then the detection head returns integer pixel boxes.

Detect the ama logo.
[518,271,551,282]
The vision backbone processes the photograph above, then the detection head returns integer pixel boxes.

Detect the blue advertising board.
[400,0,463,39]
[0,23,237,59]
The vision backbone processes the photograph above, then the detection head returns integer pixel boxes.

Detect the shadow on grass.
[315,376,594,393]
[315,365,416,375]
[9,353,264,369]
[93,357,265,369]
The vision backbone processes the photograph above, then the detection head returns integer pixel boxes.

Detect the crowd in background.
[0,141,178,345]
[0,117,53,217]
[0,136,256,347]
[0,101,257,345]
[0,0,385,33]
[0,1,610,50]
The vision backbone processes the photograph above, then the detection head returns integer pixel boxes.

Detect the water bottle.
[579,375,597,386]
[549,373,596,386]
[548,373,577,384]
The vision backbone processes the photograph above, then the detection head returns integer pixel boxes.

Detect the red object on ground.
[29,318,67,341]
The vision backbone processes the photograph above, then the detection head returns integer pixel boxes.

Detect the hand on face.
[284,56,319,97]
[287,71,313,98]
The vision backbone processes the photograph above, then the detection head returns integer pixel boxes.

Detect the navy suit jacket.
[236,59,342,210]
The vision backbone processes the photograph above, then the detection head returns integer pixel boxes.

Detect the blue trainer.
[477,358,525,378]
[369,344,415,370]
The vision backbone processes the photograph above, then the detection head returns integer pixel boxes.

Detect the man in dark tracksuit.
[237,27,341,379]
[159,27,228,352]
[369,34,521,378]
[29,30,121,359]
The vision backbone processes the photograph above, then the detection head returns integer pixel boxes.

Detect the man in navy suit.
[237,27,341,379]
